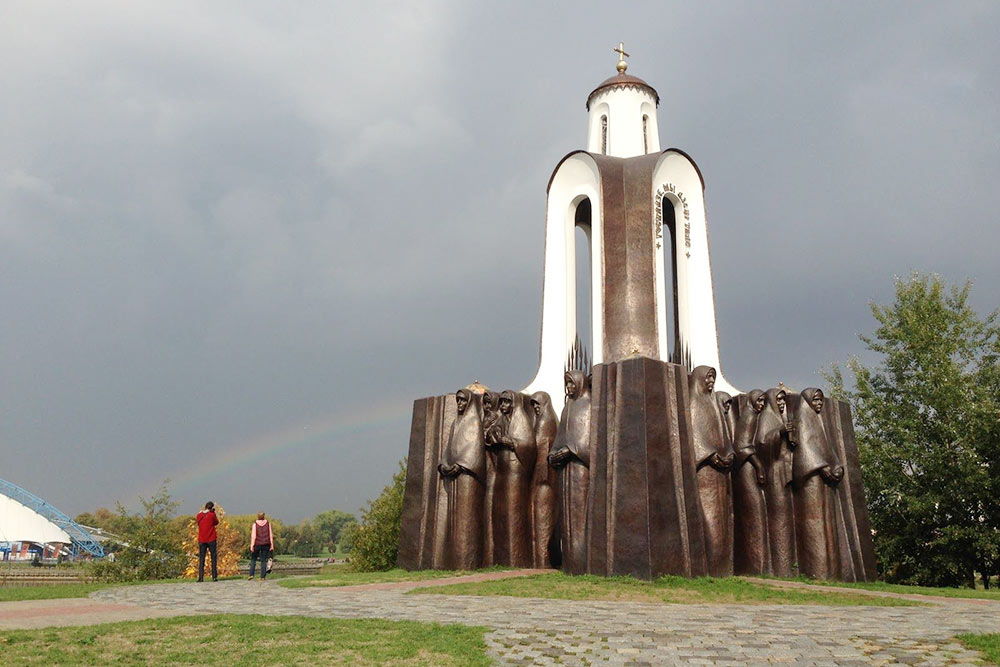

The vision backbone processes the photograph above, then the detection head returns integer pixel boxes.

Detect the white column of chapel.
[524,44,738,414]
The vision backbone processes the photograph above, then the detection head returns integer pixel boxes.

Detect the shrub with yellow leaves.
[182,506,243,579]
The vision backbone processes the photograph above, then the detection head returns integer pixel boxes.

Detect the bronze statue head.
[498,390,515,416]
[748,389,765,414]
[716,391,733,414]
[776,389,787,413]
[530,391,551,417]
[803,387,824,414]
[564,370,586,400]
[691,366,717,395]
[482,390,499,414]
[455,388,471,415]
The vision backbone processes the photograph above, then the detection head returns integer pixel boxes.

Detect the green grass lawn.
[409,572,923,606]
[0,614,490,666]
[958,633,1000,664]
[277,563,499,589]
[0,576,244,602]
[0,582,115,602]
[798,578,1000,601]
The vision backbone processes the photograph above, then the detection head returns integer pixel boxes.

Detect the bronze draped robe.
[481,391,501,566]
[553,370,591,574]
[689,366,734,577]
[756,388,796,577]
[439,389,486,570]
[791,388,842,580]
[530,391,559,568]
[491,390,536,567]
[731,390,771,575]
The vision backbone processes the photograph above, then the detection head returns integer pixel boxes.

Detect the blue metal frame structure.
[0,478,105,558]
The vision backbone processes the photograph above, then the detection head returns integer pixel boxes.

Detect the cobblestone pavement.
[91,579,1000,666]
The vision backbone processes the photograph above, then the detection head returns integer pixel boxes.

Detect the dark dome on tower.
[586,73,660,110]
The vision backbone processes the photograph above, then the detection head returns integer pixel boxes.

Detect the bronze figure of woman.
[689,366,735,577]
[437,388,486,570]
[790,388,845,580]
[756,387,796,577]
[548,370,592,574]
[481,390,501,566]
[490,390,536,567]
[530,391,559,568]
[731,389,771,575]
[715,390,737,443]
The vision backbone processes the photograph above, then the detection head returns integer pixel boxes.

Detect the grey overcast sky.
[1,2,997,522]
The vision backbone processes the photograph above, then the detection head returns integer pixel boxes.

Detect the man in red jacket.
[196,501,220,582]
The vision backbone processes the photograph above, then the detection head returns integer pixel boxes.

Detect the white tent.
[0,494,71,545]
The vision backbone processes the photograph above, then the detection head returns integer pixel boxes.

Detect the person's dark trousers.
[198,541,218,581]
[249,544,270,579]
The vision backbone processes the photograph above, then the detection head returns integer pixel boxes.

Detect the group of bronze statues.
[436,387,562,570]
[690,367,847,579]
[404,361,873,581]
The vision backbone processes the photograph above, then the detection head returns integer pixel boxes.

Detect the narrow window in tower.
[662,197,679,363]
[642,115,649,154]
[574,198,593,359]
[601,115,608,155]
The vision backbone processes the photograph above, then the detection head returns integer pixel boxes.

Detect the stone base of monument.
[816,396,879,581]
[397,394,454,571]
[586,356,708,578]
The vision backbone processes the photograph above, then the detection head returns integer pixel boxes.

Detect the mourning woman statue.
[480,390,501,566]
[530,391,559,568]
[731,389,771,575]
[490,390,536,567]
[790,388,845,580]
[715,391,737,444]
[755,387,796,577]
[688,366,735,577]
[548,370,592,574]
[437,389,486,570]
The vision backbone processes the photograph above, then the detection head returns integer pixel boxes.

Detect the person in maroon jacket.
[248,512,274,580]
[195,501,220,582]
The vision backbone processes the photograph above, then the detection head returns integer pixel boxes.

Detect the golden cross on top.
[613,41,630,73]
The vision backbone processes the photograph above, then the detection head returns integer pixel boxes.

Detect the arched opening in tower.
[574,197,593,365]
[661,196,679,363]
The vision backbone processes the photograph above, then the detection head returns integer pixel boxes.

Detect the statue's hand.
[819,465,844,485]
[709,452,733,471]
[820,465,845,486]
[785,423,798,448]
[747,453,767,485]
[548,447,571,468]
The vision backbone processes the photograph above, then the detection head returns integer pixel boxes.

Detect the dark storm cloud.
[1,1,997,521]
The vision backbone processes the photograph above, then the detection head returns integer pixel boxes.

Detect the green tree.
[289,520,323,557]
[828,274,1000,587]
[349,460,406,571]
[74,507,128,536]
[338,522,356,554]
[312,509,358,552]
[89,485,188,582]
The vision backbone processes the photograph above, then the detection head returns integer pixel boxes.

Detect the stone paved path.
[84,577,1000,666]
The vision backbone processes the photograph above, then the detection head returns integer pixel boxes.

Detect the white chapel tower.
[524,44,738,412]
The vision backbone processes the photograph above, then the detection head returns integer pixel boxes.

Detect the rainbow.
[139,395,413,501]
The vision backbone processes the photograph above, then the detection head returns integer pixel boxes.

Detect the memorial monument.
[398,45,877,581]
